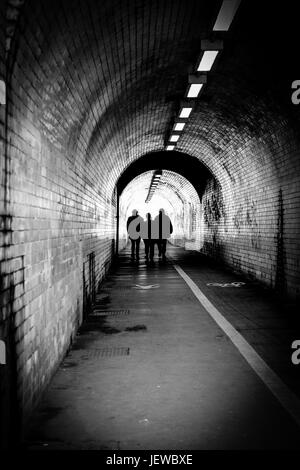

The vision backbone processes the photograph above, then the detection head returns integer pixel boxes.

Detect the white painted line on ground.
[173,263,300,428]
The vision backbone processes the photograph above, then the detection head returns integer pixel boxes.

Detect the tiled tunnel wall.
[0,0,9,448]
[1,0,118,439]
[0,0,299,447]
[161,171,203,251]
[200,127,300,297]
[6,48,116,423]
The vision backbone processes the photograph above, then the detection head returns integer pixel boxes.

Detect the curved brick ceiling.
[11,0,300,198]
[116,150,211,200]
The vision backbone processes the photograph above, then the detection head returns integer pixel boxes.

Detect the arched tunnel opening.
[0,0,300,452]
[116,150,213,254]
[119,168,204,253]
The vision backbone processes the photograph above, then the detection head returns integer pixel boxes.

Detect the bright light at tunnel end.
[119,170,204,253]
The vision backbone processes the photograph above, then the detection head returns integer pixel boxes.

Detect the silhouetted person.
[153,208,173,260]
[141,212,152,261]
[148,213,158,262]
[127,209,142,259]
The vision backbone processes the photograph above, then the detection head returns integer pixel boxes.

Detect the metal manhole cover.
[81,347,130,358]
[91,309,130,316]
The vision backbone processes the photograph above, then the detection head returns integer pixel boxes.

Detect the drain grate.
[81,347,130,358]
[91,309,130,316]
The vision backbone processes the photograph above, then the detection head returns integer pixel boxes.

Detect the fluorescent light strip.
[179,107,192,118]
[166,145,175,151]
[187,83,203,98]
[213,0,241,31]
[0,80,6,105]
[170,135,180,143]
[174,122,186,131]
[197,50,219,72]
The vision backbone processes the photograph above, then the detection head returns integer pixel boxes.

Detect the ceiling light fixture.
[0,80,6,105]
[197,39,223,72]
[173,118,188,132]
[179,100,196,119]
[187,83,203,98]
[174,122,186,131]
[179,107,192,118]
[197,50,219,71]
[186,74,207,99]
[213,0,241,31]
[166,145,175,151]
[169,134,180,143]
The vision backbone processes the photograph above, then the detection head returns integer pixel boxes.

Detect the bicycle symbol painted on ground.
[206,282,246,288]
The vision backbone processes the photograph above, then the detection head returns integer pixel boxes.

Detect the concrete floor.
[25,245,300,450]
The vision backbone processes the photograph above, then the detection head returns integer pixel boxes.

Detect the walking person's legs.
[158,240,162,257]
[136,239,140,259]
[144,240,149,259]
[130,239,135,258]
[161,239,167,260]
[150,240,155,261]
[154,241,160,259]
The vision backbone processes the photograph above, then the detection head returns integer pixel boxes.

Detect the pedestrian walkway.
[25,245,300,450]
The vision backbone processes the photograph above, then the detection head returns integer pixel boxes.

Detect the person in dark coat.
[127,209,142,259]
[141,212,152,261]
[153,208,173,260]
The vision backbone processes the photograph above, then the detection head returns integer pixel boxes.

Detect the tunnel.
[0,0,300,452]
